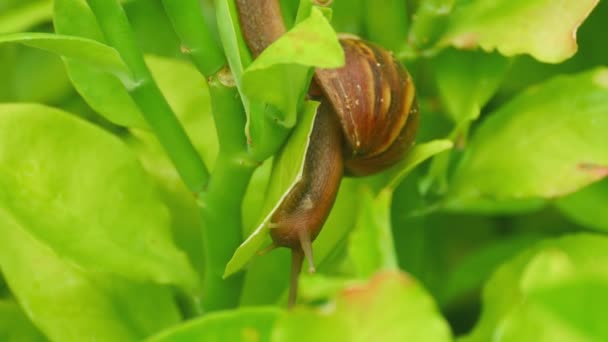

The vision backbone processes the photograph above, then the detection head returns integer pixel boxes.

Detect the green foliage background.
[1,0,607,341]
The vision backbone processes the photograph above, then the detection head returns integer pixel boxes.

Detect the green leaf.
[272,272,452,342]
[53,0,145,128]
[224,101,319,277]
[243,6,343,127]
[462,233,608,342]
[385,139,454,190]
[438,0,599,63]
[0,300,46,342]
[363,0,408,52]
[407,0,454,51]
[331,0,365,35]
[0,104,198,290]
[0,32,130,80]
[445,68,608,211]
[147,307,282,342]
[555,179,608,232]
[434,48,510,124]
[0,0,52,34]
[348,188,398,278]
[0,207,181,341]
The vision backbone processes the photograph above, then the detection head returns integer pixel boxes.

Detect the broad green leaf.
[11,47,72,104]
[0,0,52,34]
[243,7,343,127]
[348,188,398,278]
[0,208,181,341]
[0,32,130,80]
[272,272,452,342]
[0,300,46,342]
[555,179,608,232]
[0,208,179,341]
[462,234,608,342]
[147,307,282,342]
[434,48,510,124]
[0,104,198,290]
[445,68,608,211]
[438,0,599,63]
[224,101,319,277]
[53,0,145,128]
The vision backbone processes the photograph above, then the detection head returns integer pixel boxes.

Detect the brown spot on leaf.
[578,163,608,180]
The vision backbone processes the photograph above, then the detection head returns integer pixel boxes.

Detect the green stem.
[161,0,225,76]
[86,0,209,193]
[198,153,255,310]
[196,75,256,311]
[162,0,255,309]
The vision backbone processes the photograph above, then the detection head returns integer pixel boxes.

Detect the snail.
[235,0,419,306]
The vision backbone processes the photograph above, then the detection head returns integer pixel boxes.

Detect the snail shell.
[314,38,419,176]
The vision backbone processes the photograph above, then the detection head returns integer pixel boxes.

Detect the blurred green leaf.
[0,32,130,79]
[463,233,608,342]
[497,0,608,101]
[272,272,452,342]
[438,0,599,63]
[224,101,319,277]
[0,104,198,290]
[363,0,408,52]
[123,0,182,58]
[407,0,454,51]
[555,179,608,232]
[0,0,52,34]
[0,207,181,341]
[53,0,145,128]
[439,233,542,307]
[331,0,365,35]
[434,48,510,124]
[385,139,453,190]
[348,188,398,277]
[445,68,608,211]
[0,300,46,342]
[11,47,72,104]
[147,307,282,342]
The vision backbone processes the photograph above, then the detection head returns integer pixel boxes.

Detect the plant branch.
[162,0,259,310]
[161,0,225,77]
[86,0,209,193]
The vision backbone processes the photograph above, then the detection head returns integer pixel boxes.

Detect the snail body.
[235,0,419,307]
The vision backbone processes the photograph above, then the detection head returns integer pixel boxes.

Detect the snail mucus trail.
[236,0,419,307]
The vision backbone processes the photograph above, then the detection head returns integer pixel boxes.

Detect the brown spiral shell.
[314,37,419,176]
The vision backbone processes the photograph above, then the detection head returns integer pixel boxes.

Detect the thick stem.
[161,0,225,77]
[199,153,256,310]
[85,0,209,193]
